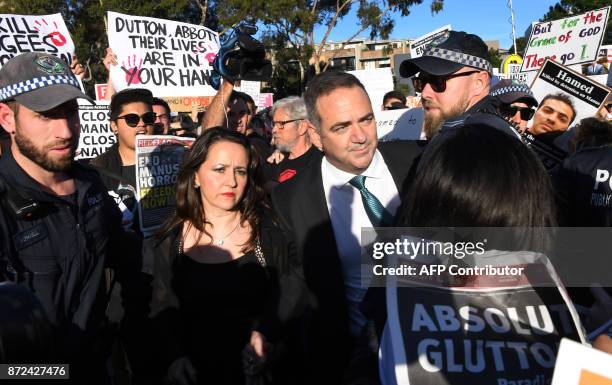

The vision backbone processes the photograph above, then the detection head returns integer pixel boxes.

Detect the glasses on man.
[412,70,480,93]
[500,105,535,121]
[272,118,303,130]
[116,112,157,127]
[383,102,405,111]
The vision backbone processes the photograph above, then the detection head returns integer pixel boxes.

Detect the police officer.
[399,31,516,140]
[0,52,125,383]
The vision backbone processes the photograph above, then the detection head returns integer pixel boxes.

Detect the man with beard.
[399,31,516,140]
[0,53,124,382]
[267,96,320,185]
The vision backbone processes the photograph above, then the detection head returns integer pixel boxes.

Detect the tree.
[487,48,502,70]
[540,0,611,44]
[508,37,526,56]
[215,0,444,80]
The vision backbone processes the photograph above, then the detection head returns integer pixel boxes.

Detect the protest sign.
[95,83,108,101]
[521,7,610,72]
[107,11,219,97]
[376,108,423,141]
[530,59,611,125]
[501,54,523,74]
[410,25,452,58]
[135,135,195,235]
[258,93,274,110]
[383,241,585,385]
[76,102,115,160]
[551,338,612,385]
[162,96,213,113]
[0,13,75,67]
[348,68,394,111]
[235,80,261,106]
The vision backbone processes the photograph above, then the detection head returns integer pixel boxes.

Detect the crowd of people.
[0,27,611,385]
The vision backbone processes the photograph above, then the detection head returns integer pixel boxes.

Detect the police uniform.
[0,52,125,382]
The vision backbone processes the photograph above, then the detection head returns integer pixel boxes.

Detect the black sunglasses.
[500,105,535,121]
[412,70,480,93]
[116,112,157,127]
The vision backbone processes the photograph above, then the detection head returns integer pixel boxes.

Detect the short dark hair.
[382,90,405,106]
[151,97,170,116]
[397,124,556,230]
[539,93,577,125]
[570,117,612,152]
[109,88,153,120]
[303,70,368,131]
[230,91,254,111]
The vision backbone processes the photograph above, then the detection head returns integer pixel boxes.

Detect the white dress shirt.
[321,149,400,336]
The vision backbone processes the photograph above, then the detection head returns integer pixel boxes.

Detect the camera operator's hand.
[166,356,197,385]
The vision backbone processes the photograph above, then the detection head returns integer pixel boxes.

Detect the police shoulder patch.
[34,56,67,75]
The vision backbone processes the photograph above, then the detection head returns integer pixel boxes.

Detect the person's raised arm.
[200,79,235,131]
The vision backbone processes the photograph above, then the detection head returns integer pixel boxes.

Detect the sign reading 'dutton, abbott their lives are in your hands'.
[530,59,611,125]
[0,13,75,66]
[521,6,610,72]
[108,11,219,97]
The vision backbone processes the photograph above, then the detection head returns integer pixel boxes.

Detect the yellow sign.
[501,54,523,73]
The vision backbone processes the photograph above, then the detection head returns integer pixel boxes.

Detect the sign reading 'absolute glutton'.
[107,11,219,97]
[521,6,610,72]
[0,13,75,66]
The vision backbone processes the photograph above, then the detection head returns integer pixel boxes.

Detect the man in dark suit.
[271,71,424,383]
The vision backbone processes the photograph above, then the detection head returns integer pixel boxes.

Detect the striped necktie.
[349,175,393,227]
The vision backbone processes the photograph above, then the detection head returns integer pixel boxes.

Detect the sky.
[314,0,560,49]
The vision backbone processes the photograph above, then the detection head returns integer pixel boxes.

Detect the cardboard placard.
[76,102,115,160]
[409,25,452,59]
[108,11,219,97]
[0,13,75,67]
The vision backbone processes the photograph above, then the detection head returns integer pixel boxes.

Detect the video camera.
[211,24,272,89]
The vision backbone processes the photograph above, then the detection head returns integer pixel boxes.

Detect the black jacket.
[149,212,309,366]
[0,149,124,363]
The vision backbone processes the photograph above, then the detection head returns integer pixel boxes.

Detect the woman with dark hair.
[352,125,586,385]
[151,128,306,385]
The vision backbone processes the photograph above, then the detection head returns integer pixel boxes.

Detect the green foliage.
[540,0,610,44]
[487,48,502,69]
[508,37,526,56]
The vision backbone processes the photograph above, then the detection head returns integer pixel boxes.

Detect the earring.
[194,184,200,189]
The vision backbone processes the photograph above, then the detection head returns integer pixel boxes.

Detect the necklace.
[211,218,240,246]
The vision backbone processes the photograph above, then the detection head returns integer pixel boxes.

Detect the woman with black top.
[151,128,307,385]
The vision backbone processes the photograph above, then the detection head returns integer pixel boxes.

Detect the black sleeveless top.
[173,250,270,384]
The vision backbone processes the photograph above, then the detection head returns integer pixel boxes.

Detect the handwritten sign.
[409,25,452,59]
[530,59,611,125]
[521,7,610,72]
[235,80,261,106]
[162,96,213,113]
[0,13,74,67]
[108,11,219,97]
[376,108,423,141]
[76,102,115,160]
[258,93,274,109]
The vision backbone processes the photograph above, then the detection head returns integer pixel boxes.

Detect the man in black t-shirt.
[268,96,321,185]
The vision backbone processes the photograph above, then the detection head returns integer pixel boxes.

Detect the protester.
[490,79,538,132]
[152,97,172,135]
[90,88,158,384]
[356,124,583,385]
[0,52,124,382]
[381,90,406,111]
[271,70,424,384]
[399,31,514,140]
[528,93,576,136]
[150,128,306,385]
[267,96,320,185]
